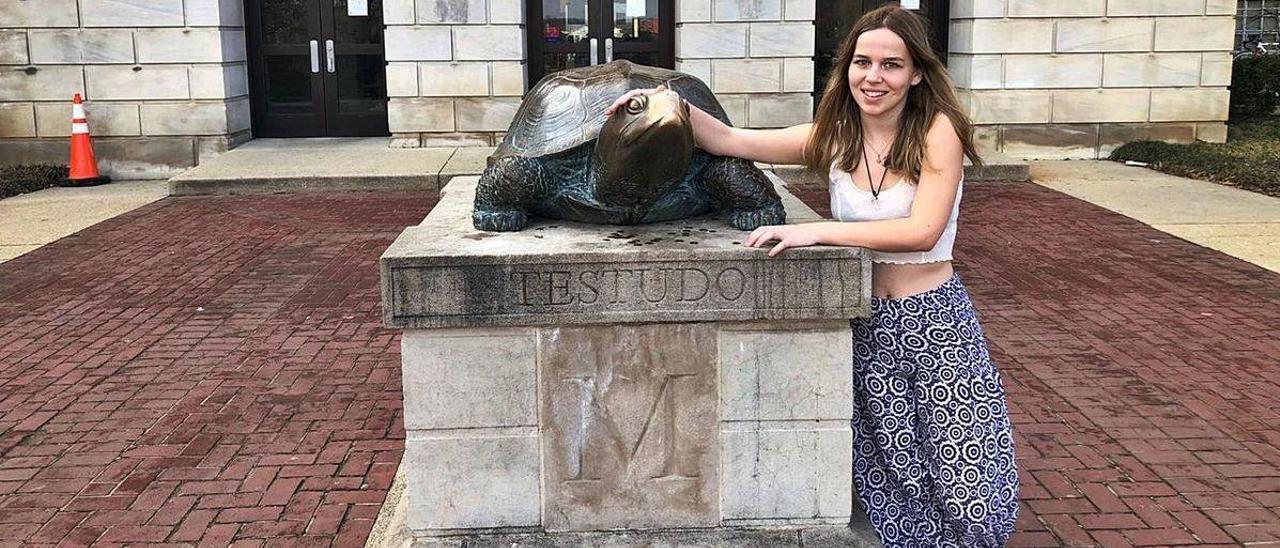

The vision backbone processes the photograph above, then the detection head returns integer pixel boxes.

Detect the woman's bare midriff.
[871,261,954,300]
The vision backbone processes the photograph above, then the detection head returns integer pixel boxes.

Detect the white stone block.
[718,94,748,125]
[680,0,712,22]
[418,0,488,23]
[782,58,813,92]
[748,93,811,127]
[1150,88,1230,122]
[0,103,36,138]
[29,30,135,64]
[1200,52,1232,86]
[0,66,85,101]
[1004,54,1102,88]
[456,97,520,131]
[86,66,190,100]
[952,53,998,88]
[419,62,489,96]
[1007,0,1104,17]
[1002,124,1099,159]
[677,24,748,59]
[0,31,29,65]
[489,0,522,24]
[402,329,537,430]
[384,27,452,61]
[1108,0,1205,16]
[1154,17,1236,52]
[676,59,713,86]
[490,62,525,96]
[1052,89,1150,123]
[389,98,455,131]
[1102,53,1200,87]
[185,0,244,27]
[453,26,523,60]
[35,102,141,137]
[1196,122,1227,142]
[141,100,249,135]
[974,124,999,154]
[384,0,416,24]
[0,0,79,27]
[962,90,1051,124]
[1205,0,1237,15]
[712,59,781,93]
[950,19,1053,54]
[136,29,246,64]
[719,327,852,421]
[720,427,852,520]
[714,0,781,21]
[949,0,1006,18]
[948,54,1001,89]
[783,0,814,20]
[749,23,813,57]
[386,63,419,97]
[405,434,541,530]
[1056,18,1154,53]
[189,64,249,99]
[81,0,185,27]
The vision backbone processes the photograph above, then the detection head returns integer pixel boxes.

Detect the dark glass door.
[247,0,389,137]
[526,0,674,88]
[814,0,948,109]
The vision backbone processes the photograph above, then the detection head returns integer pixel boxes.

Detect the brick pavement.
[1,183,1278,546]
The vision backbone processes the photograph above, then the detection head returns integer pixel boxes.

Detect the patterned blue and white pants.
[850,274,1019,547]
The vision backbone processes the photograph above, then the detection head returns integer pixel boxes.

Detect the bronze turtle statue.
[472,60,785,232]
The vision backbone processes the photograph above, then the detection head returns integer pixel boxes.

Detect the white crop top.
[828,164,961,264]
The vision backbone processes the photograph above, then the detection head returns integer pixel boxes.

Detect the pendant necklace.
[861,137,890,200]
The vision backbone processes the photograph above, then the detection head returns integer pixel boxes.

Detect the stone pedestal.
[381,176,879,546]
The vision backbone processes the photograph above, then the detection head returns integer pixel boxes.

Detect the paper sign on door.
[900,0,919,8]
[349,0,368,16]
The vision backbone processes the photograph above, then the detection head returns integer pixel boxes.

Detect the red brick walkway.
[1,183,1277,546]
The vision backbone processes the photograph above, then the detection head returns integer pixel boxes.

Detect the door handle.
[310,40,320,73]
[605,38,613,63]
[325,39,335,73]
[589,38,598,65]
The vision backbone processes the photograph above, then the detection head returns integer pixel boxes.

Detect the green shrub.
[0,164,69,200]
[1110,136,1280,198]
[1230,55,1280,120]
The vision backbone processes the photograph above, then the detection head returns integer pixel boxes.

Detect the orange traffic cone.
[61,93,111,187]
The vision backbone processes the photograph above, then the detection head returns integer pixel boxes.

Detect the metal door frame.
[245,0,389,137]
[525,0,676,90]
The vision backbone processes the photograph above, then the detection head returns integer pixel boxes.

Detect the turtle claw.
[473,209,529,232]
[728,206,785,231]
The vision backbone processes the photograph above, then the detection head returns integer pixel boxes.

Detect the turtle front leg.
[697,157,786,230]
[473,156,548,232]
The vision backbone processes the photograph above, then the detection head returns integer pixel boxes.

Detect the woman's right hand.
[604,85,671,116]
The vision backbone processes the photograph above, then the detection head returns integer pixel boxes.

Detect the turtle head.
[593,89,694,207]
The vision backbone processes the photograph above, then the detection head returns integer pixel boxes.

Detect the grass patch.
[1110,116,1280,198]
[0,164,70,201]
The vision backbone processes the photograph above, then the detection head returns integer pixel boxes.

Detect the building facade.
[0,0,1239,179]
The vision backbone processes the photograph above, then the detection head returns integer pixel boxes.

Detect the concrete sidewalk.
[1031,161,1280,272]
[0,180,167,263]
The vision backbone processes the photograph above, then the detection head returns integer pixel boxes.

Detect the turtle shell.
[494,60,732,161]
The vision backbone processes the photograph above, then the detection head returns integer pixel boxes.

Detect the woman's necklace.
[861,136,892,199]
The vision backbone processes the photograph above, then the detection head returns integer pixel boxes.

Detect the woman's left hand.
[744,224,822,257]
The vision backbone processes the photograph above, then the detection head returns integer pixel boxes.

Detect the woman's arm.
[606,87,811,165]
[745,114,965,256]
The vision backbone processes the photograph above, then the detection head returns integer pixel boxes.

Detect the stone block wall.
[949,0,1237,159]
[675,0,816,129]
[383,0,525,147]
[0,0,250,179]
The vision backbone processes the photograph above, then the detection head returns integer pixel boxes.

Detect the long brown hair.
[803,6,981,180]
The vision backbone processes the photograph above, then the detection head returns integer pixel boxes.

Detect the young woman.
[608,6,1018,547]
